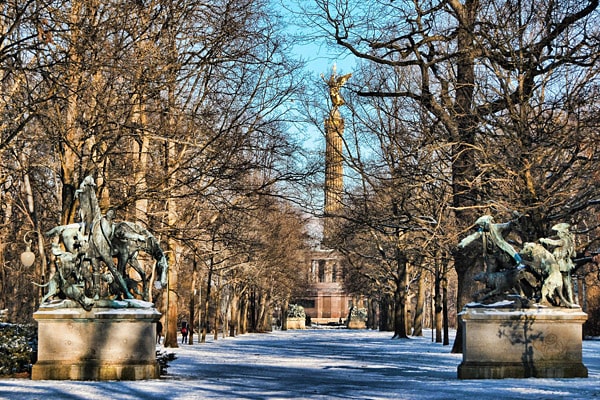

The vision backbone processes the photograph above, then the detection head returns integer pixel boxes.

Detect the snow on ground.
[1,328,599,399]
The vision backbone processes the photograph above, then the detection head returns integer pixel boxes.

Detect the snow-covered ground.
[1,328,599,399]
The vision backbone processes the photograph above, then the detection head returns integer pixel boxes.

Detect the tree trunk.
[221,286,229,339]
[281,298,289,331]
[249,288,257,332]
[392,286,407,339]
[366,298,377,330]
[412,271,426,337]
[239,292,248,334]
[162,120,180,347]
[255,292,268,332]
[188,258,197,344]
[229,290,239,337]
[442,264,450,346]
[392,248,409,339]
[434,262,443,343]
[20,156,48,307]
[163,243,179,348]
[213,288,220,341]
[379,294,393,331]
[450,0,478,353]
[201,260,213,343]
[451,251,478,352]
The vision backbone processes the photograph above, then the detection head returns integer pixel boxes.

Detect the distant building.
[295,68,353,325]
[296,248,351,324]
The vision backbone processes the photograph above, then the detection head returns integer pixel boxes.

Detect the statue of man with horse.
[41,176,168,308]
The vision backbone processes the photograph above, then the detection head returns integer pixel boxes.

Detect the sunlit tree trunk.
[162,88,180,347]
[239,292,249,334]
[213,280,221,341]
[281,298,289,331]
[229,289,239,337]
[60,0,102,224]
[162,233,180,347]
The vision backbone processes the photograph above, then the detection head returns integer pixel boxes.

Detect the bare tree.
[0,0,310,329]
[304,0,600,351]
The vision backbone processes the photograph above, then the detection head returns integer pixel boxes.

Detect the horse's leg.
[102,253,134,299]
[89,258,102,300]
[117,253,129,282]
[130,258,148,301]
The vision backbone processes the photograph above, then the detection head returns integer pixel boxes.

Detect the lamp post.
[20,232,36,267]
[163,250,173,346]
[21,230,43,309]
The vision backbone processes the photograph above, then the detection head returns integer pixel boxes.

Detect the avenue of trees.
[2,0,600,353]
[298,0,600,346]
[0,0,311,347]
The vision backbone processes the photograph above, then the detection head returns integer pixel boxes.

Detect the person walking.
[181,323,188,344]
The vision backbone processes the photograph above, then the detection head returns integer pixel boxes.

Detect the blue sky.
[275,0,356,78]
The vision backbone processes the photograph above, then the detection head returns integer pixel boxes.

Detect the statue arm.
[458,231,481,249]
[539,237,562,247]
[494,222,512,233]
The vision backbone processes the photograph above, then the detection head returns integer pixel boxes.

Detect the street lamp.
[163,250,173,345]
[20,232,36,267]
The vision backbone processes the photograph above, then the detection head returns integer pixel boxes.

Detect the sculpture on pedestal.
[458,215,577,308]
[325,67,352,108]
[322,66,351,244]
[32,176,166,380]
[456,215,588,379]
[40,176,168,309]
[539,223,576,304]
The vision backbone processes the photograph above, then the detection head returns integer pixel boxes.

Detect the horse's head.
[75,176,96,198]
[154,255,168,289]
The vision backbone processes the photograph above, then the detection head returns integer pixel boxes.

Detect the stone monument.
[456,216,588,379]
[31,176,168,380]
[323,66,351,244]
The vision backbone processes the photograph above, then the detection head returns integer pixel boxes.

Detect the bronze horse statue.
[112,221,168,301]
[76,176,133,299]
[41,176,168,306]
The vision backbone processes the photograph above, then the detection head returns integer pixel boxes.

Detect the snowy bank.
[1,329,599,399]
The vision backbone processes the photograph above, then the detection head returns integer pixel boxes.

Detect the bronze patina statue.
[458,215,579,308]
[41,176,168,309]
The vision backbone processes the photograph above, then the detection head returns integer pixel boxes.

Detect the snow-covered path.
[1,329,599,399]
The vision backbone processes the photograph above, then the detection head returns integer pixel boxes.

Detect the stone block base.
[32,361,159,380]
[458,361,588,379]
[32,300,161,380]
[286,317,305,329]
[347,320,366,329]
[458,307,588,379]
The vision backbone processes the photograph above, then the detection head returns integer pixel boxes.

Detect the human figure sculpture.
[39,176,168,308]
[539,223,576,304]
[75,176,132,299]
[324,65,352,108]
[458,214,578,308]
[112,221,168,302]
[520,242,572,307]
[457,215,523,274]
[34,243,94,310]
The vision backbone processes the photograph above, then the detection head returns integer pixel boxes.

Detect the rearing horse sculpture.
[76,176,133,299]
[112,221,168,301]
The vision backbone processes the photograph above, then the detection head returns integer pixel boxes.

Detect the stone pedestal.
[347,320,366,329]
[32,300,161,380]
[458,306,588,379]
[286,317,305,330]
